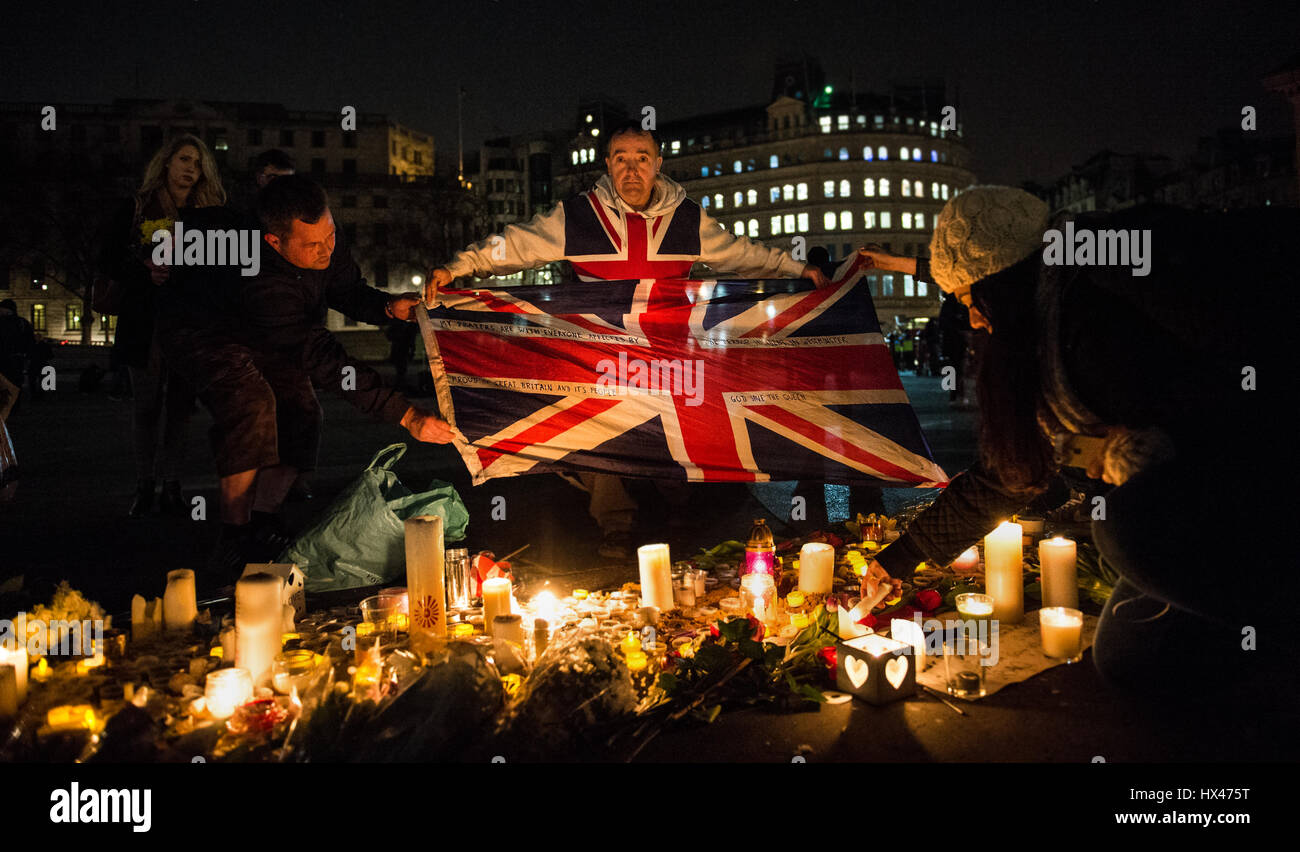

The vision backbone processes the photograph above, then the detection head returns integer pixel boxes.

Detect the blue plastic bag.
[282,444,469,593]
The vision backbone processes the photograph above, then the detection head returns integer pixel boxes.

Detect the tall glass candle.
[1038,536,1078,609]
[637,543,675,612]
[983,521,1023,624]
[798,542,834,595]
[404,515,447,654]
[482,577,512,638]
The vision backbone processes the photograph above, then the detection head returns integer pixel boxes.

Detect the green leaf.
[718,617,750,643]
[656,672,679,693]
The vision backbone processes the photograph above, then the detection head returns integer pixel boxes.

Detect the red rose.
[709,623,721,638]
[747,615,764,641]
[856,613,877,629]
[916,589,942,612]
[818,645,837,672]
[826,533,844,548]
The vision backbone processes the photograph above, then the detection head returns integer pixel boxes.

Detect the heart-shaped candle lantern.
[836,633,915,705]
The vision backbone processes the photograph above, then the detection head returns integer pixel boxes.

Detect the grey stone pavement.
[2,368,1296,762]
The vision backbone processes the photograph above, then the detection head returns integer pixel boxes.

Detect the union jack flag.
[419,255,948,487]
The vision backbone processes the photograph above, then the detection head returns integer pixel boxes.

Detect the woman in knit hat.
[855,186,1296,693]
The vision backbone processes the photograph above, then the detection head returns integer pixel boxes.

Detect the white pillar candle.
[798,542,835,595]
[637,543,675,612]
[482,577,512,638]
[405,515,447,653]
[131,594,155,642]
[0,643,27,704]
[1039,607,1083,660]
[0,665,17,719]
[984,521,1024,624]
[235,573,282,688]
[219,626,236,663]
[163,569,198,632]
[1038,536,1079,609]
[891,618,925,668]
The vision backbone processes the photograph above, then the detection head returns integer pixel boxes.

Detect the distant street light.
[411,274,423,286]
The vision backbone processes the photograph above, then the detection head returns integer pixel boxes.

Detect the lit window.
[864,178,875,197]
[898,147,907,160]
[912,148,921,161]
[941,184,949,200]
[906,117,915,128]
[579,149,588,164]
[748,219,758,238]
[863,146,873,161]
[586,114,593,122]
[819,116,832,133]
[701,166,710,177]
[930,121,938,136]
[770,187,780,203]
[881,274,894,296]
[878,146,888,160]
[931,182,939,198]
[839,180,850,198]
[796,183,808,200]
[880,211,892,229]
[915,182,924,198]
[734,221,745,235]
[715,194,724,209]
[734,191,743,207]
[589,148,595,160]
[864,211,876,229]
[747,189,757,205]
[783,184,794,201]
[769,154,778,168]
[902,212,912,229]
[918,279,927,297]
[840,210,852,230]
[916,212,925,229]
[571,151,578,165]
[839,147,849,161]
[824,180,835,198]
[783,214,795,232]
[838,115,849,130]
[734,160,742,173]
[930,149,938,162]
[66,304,82,332]
[874,115,884,128]
[941,152,948,162]
[823,212,836,230]
[771,216,782,235]
[797,212,809,231]
[714,163,722,175]
[902,179,911,197]
[904,274,915,297]
[880,179,890,197]
[857,115,867,125]
[702,195,710,209]
[671,140,681,153]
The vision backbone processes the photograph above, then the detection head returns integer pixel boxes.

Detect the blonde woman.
[97,133,227,517]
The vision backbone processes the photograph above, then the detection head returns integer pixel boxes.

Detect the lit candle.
[625,650,648,672]
[482,577,512,638]
[32,657,50,683]
[493,614,524,646]
[452,623,475,640]
[951,546,980,572]
[983,521,1024,624]
[130,594,154,643]
[235,573,282,688]
[798,542,835,595]
[204,668,253,720]
[404,515,447,653]
[1039,607,1083,662]
[45,704,99,732]
[955,593,994,618]
[1038,536,1079,609]
[163,569,198,632]
[0,643,27,704]
[0,666,17,719]
[620,632,641,656]
[637,543,675,612]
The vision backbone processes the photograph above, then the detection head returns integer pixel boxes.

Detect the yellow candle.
[452,623,474,639]
[620,632,641,656]
[798,542,835,595]
[1038,537,1078,609]
[572,589,589,600]
[32,657,50,683]
[1039,607,1083,661]
[46,704,99,732]
[984,521,1023,624]
[482,578,512,638]
[637,544,675,612]
[625,651,648,672]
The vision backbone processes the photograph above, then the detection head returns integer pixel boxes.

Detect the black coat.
[97,197,162,368]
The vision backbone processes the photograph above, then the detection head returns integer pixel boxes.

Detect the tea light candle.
[1039,607,1083,661]
[621,631,641,656]
[625,650,648,672]
[405,515,447,653]
[1038,536,1079,609]
[0,644,27,704]
[799,542,835,595]
[204,668,253,720]
[482,578,512,638]
[637,544,675,612]
[984,521,1024,624]
[163,569,198,632]
[235,573,283,688]
[452,623,475,640]
[45,704,99,732]
[955,593,994,618]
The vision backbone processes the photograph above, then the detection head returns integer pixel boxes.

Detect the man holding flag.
[424,123,829,559]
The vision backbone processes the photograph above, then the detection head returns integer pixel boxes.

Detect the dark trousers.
[1090,456,1288,693]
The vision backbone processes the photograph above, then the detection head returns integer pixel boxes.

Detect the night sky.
[2,0,1294,185]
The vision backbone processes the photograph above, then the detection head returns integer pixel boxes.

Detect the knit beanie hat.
[928,186,1050,296]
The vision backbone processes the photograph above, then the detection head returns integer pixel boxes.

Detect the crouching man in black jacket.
[226,174,453,564]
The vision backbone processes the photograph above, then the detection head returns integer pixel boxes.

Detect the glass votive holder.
[955,593,994,630]
[943,636,991,699]
[675,573,697,608]
[204,667,253,720]
[1039,606,1083,663]
[272,649,319,695]
[361,594,405,638]
[718,597,743,617]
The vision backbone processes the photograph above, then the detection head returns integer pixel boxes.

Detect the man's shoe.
[597,531,634,562]
[128,479,155,518]
[158,480,185,515]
